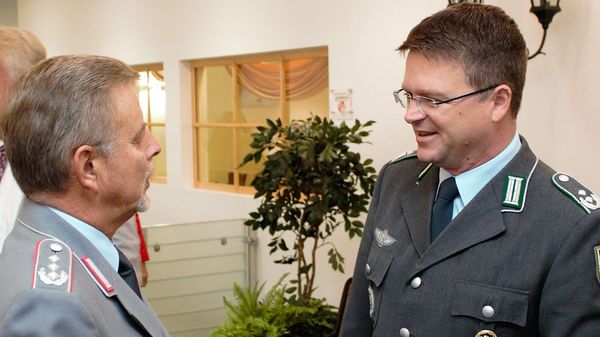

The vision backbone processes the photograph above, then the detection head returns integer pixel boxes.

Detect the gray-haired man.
[0,55,168,336]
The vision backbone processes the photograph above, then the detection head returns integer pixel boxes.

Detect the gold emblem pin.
[475,330,497,337]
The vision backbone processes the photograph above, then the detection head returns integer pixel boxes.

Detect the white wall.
[0,0,17,26]
[17,0,600,305]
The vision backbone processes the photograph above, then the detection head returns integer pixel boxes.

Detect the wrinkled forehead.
[107,83,144,133]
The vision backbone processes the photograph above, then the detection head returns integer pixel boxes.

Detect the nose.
[404,101,426,125]
[146,129,161,159]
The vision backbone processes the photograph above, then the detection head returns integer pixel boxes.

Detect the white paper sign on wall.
[329,89,354,124]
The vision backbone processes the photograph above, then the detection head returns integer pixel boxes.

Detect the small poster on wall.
[329,89,354,124]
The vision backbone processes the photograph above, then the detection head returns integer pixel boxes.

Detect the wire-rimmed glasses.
[393,84,499,115]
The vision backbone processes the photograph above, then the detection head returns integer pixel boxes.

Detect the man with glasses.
[342,4,600,337]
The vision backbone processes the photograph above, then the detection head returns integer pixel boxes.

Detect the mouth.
[414,130,438,142]
[143,168,153,191]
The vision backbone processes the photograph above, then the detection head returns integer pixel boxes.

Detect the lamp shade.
[530,0,560,7]
[447,0,484,7]
[530,0,561,29]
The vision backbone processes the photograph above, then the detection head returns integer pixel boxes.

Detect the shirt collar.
[48,207,119,272]
[440,133,521,207]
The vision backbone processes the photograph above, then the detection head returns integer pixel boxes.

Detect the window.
[192,47,329,193]
[133,64,167,183]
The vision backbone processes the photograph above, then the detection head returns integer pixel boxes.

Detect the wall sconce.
[447,0,483,7]
[445,1,560,59]
[528,0,561,59]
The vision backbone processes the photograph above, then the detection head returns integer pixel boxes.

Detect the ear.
[72,145,102,192]
[490,84,513,123]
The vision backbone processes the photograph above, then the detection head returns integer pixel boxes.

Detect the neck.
[446,124,517,176]
[30,190,131,238]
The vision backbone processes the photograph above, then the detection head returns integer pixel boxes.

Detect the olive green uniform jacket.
[341,139,600,337]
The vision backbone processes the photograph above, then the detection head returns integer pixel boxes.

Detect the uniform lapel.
[413,185,506,273]
[17,200,166,337]
[410,138,538,275]
[401,163,438,257]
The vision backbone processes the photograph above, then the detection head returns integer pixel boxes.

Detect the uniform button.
[410,277,422,289]
[50,243,63,252]
[482,305,495,318]
[476,330,497,337]
[366,263,371,275]
[399,327,410,337]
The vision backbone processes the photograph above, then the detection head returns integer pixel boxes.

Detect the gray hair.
[2,55,139,196]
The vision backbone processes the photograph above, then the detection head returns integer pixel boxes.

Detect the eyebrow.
[403,87,449,100]
[131,124,146,143]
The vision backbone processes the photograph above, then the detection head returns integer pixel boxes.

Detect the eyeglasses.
[393,84,499,115]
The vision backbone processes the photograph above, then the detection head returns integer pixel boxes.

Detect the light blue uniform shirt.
[49,207,119,272]
[439,133,522,219]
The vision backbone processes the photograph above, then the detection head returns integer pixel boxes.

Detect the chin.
[135,194,151,213]
[416,146,446,166]
[416,148,434,163]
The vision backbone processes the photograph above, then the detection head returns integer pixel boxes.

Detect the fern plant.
[212,274,337,337]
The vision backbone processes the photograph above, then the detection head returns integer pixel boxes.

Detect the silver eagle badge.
[375,228,397,247]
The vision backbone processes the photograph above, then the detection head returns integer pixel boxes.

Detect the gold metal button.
[475,330,497,337]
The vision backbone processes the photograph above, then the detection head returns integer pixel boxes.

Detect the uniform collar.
[439,133,521,210]
[17,199,168,337]
[48,207,119,272]
[409,136,537,274]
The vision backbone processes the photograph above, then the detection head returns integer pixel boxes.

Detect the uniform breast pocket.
[365,245,393,326]
[450,280,529,332]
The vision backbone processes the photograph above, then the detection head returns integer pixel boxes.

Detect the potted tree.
[242,116,377,300]
[213,116,377,336]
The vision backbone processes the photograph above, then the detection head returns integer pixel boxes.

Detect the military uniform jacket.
[0,199,170,337]
[341,139,600,337]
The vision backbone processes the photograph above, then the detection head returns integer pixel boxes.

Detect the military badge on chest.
[375,228,397,247]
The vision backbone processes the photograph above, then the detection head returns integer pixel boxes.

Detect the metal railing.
[142,219,255,337]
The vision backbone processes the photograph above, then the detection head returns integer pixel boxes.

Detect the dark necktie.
[117,248,142,299]
[0,145,7,181]
[430,177,459,241]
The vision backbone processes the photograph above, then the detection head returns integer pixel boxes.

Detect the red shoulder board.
[81,256,114,296]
